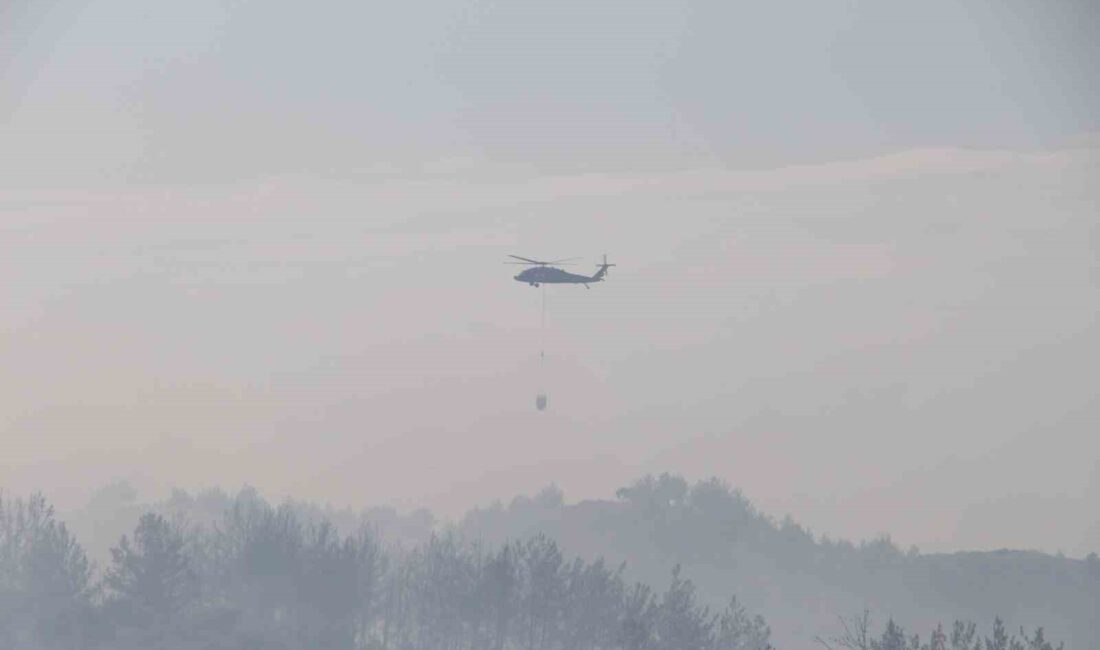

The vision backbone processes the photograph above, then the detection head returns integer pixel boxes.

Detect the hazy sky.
[2,0,1098,556]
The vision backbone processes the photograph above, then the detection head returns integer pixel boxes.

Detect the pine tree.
[951,621,978,650]
[0,494,95,650]
[984,617,1008,650]
[655,565,715,650]
[876,619,907,650]
[104,513,198,637]
[716,596,773,650]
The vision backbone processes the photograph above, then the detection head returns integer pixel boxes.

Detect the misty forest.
[4,0,1099,648]
[3,476,1093,649]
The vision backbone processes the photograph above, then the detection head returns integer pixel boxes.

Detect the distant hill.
[459,475,1099,649]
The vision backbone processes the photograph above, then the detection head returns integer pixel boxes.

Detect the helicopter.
[507,255,615,288]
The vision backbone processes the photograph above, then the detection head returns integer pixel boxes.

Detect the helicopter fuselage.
[514,266,599,286]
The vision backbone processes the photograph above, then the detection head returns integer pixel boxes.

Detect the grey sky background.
[2,1,1098,555]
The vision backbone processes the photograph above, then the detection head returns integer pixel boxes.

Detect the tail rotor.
[593,254,616,281]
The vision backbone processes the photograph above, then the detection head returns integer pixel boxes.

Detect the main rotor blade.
[503,262,577,266]
[508,255,545,264]
[545,257,580,264]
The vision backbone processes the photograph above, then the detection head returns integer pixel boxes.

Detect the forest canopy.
[1,476,1088,649]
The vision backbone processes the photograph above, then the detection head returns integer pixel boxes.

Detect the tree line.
[1,487,1067,650]
[1,491,771,650]
[816,611,1062,650]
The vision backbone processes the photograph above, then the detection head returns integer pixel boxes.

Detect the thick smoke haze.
[3,0,1098,560]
